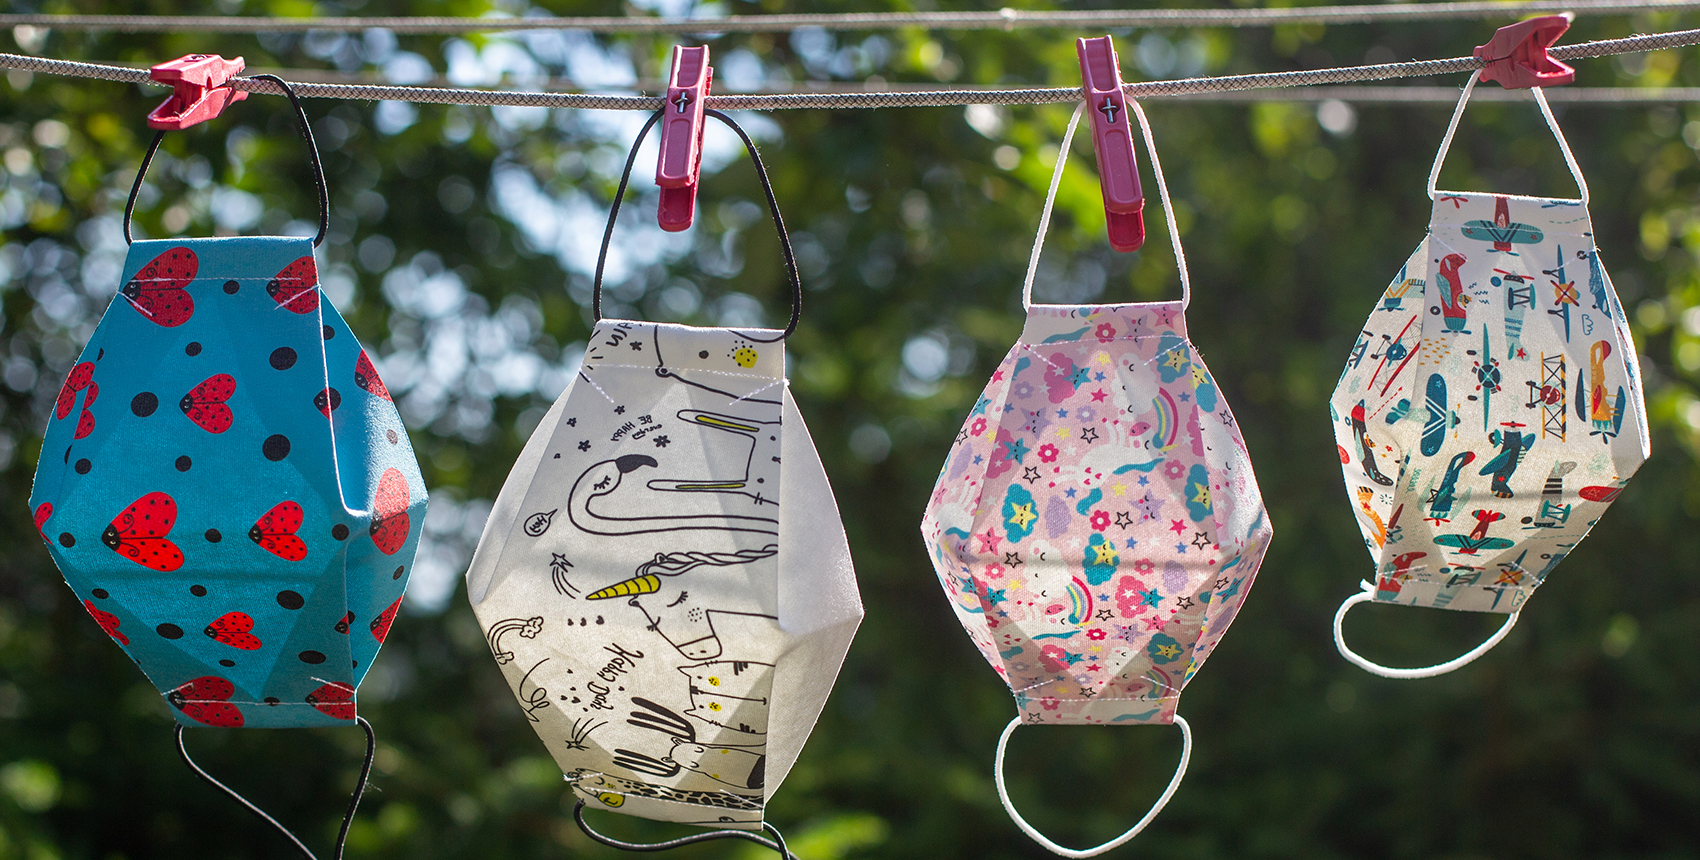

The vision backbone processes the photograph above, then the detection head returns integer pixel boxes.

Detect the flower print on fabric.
[922,302,1273,726]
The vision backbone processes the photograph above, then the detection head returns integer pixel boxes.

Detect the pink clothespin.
[1474,14,1575,89]
[147,54,249,130]
[657,45,712,232]
[1076,36,1143,253]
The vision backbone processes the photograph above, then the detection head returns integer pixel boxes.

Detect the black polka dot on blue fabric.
[223,280,240,295]
[131,392,158,417]
[156,623,183,639]
[185,342,202,357]
[270,347,297,370]
[263,434,291,461]
[74,459,91,475]
[298,650,326,664]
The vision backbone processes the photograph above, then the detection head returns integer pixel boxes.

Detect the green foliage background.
[1,2,1698,858]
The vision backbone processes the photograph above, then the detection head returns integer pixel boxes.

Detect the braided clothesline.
[2,0,1699,34]
[2,27,1698,110]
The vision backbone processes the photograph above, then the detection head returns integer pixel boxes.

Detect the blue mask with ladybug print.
[28,231,428,729]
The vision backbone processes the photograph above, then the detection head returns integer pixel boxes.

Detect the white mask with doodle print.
[464,110,862,834]
[1329,71,1649,678]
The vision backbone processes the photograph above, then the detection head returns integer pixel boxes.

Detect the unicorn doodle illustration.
[585,545,780,660]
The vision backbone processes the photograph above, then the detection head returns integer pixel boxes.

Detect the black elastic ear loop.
[125,74,330,248]
[572,799,797,860]
[175,716,377,860]
[591,108,802,343]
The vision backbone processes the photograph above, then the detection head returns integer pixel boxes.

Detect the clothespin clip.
[1473,14,1575,89]
[1076,36,1143,253]
[147,54,249,130]
[657,45,712,232]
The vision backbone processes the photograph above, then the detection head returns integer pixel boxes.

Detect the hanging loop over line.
[572,799,797,859]
[1427,69,1589,204]
[593,107,803,343]
[124,74,330,247]
[174,716,377,860]
[1022,100,1191,312]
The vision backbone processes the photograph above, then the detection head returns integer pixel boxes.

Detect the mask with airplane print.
[921,102,1272,858]
[1329,71,1648,679]
[465,109,862,838]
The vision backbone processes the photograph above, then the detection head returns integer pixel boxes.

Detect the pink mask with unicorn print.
[920,101,1272,859]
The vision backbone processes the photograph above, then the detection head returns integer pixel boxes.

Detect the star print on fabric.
[1114,511,1134,529]
[1004,551,1024,568]
[1081,427,1100,443]
[992,370,1005,381]
[1095,371,1107,382]
[977,529,1002,553]
[1079,687,1097,698]
[1164,352,1188,371]
[1176,596,1196,610]
[981,587,1008,605]
[1175,543,1189,553]
[1023,466,1041,484]
[614,405,625,414]
[565,417,577,427]
[1216,577,1230,589]
[1091,542,1118,565]
[1134,491,1163,521]
[1007,504,1037,530]
[1055,427,1071,438]
[1140,587,1163,607]
[1138,475,1150,486]
[1177,391,1191,402]
[1191,531,1212,549]
[1144,616,1167,631]
[973,454,984,464]
[1008,439,1031,462]
[1095,609,1115,621]
[1117,625,1141,644]
[956,429,969,444]
[1056,408,1069,418]
[578,440,591,451]
[630,341,643,350]
[1091,389,1109,402]
[1169,519,1187,535]
[1065,487,1077,499]
[653,435,671,448]
[1125,538,1139,550]
[1221,412,1235,427]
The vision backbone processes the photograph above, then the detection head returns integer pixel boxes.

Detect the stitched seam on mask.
[1025,695,1180,703]
[574,370,618,405]
[586,362,784,383]
[567,772,764,810]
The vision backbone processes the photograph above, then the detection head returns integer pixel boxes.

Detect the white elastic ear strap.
[993,714,1193,859]
[1022,99,1192,310]
[1428,69,1588,204]
[1022,102,1086,311]
[1332,580,1520,679]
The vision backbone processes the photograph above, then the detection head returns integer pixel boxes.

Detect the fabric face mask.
[921,101,1272,858]
[465,110,862,837]
[28,85,427,732]
[1329,71,1649,678]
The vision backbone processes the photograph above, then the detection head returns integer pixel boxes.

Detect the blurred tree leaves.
[2,2,1699,858]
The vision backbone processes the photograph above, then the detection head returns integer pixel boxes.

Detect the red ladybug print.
[168,676,244,727]
[334,610,355,634]
[121,246,197,327]
[369,468,410,555]
[306,681,355,720]
[179,373,236,434]
[266,256,320,314]
[54,361,99,439]
[204,611,262,650]
[101,492,184,572]
[82,599,128,645]
[354,351,392,401]
[248,501,308,561]
[33,503,51,541]
[369,596,402,643]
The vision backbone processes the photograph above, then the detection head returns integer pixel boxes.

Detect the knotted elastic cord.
[1021,99,1192,312]
[992,714,1193,859]
[1332,580,1521,679]
[125,74,331,246]
[1427,69,1589,204]
[572,799,796,860]
[174,716,377,860]
[592,108,803,343]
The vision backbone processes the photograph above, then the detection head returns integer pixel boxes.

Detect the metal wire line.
[2,26,1699,110]
[2,0,1700,34]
